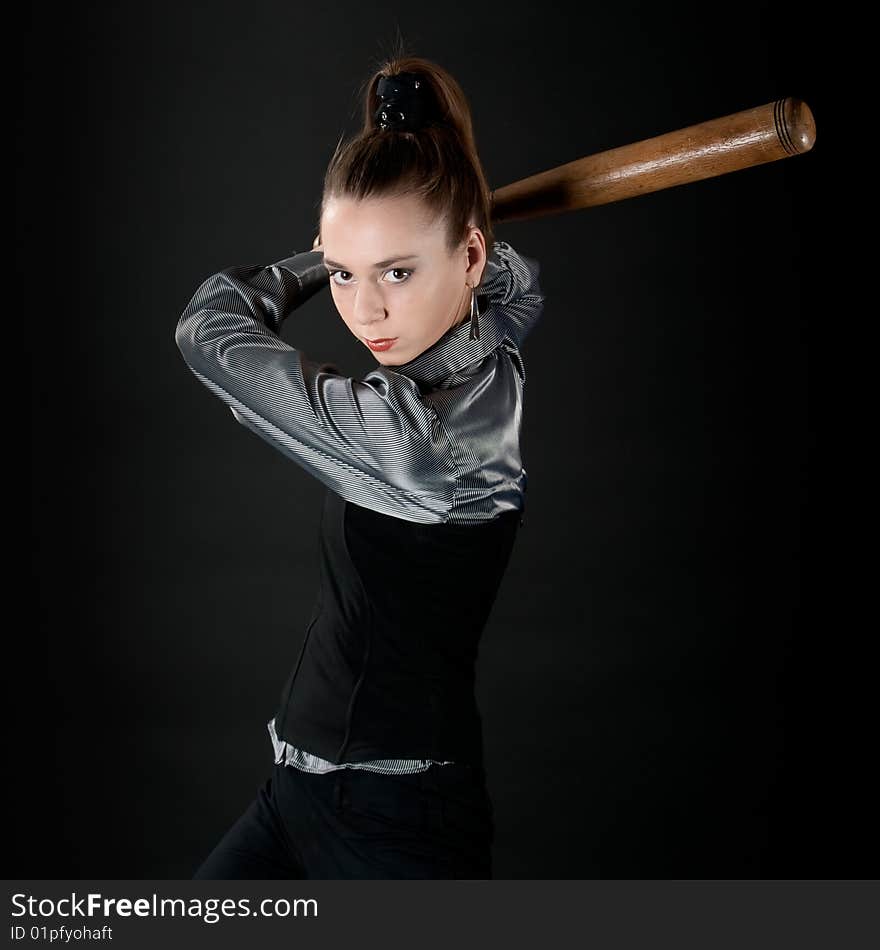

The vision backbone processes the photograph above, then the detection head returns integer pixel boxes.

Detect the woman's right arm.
[173,249,456,522]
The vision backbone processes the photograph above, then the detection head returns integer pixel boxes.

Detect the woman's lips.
[365,337,398,352]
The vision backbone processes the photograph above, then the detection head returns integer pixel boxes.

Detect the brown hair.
[319,47,495,260]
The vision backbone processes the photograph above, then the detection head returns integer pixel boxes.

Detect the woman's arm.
[481,242,545,349]
[174,249,456,522]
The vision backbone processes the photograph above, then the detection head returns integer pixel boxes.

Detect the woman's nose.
[352,287,388,326]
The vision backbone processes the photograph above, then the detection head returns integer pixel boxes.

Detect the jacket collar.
[390,249,512,390]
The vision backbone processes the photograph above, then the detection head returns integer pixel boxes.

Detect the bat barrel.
[490,96,816,224]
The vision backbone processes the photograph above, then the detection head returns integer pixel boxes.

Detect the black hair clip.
[374,72,427,132]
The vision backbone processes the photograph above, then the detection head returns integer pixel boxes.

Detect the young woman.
[175,55,545,879]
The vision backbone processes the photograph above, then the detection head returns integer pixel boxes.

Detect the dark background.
[20,1,849,879]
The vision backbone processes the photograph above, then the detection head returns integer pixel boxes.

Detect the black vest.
[273,486,522,769]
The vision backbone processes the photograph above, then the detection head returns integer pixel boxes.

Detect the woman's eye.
[328,268,412,287]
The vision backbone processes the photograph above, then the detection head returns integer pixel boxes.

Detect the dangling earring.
[468,284,481,341]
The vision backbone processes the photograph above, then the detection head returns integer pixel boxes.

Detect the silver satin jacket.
[175,240,544,524]
[175,239,545,772]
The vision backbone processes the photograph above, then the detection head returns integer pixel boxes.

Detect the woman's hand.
[312,232,323,252]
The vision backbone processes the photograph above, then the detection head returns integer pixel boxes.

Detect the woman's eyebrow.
[323,254,420,270]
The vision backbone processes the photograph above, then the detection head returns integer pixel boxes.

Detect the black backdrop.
[20,1,845,879]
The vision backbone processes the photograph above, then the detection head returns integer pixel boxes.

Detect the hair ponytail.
[321,53,495,255]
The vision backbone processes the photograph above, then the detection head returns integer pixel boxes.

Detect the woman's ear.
[465,228,487,286]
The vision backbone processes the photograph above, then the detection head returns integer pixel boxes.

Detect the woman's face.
[320,193,486,367]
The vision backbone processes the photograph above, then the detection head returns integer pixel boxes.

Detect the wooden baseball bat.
[489,96,816,223]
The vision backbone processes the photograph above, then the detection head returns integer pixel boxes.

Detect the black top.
[274,485,521,768]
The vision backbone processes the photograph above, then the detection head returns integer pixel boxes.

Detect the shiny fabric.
[174,240,545,525]
[267,715,453,775]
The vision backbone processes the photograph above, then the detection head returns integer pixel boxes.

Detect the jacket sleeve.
[481,241,546,348]
[174,249,455,521]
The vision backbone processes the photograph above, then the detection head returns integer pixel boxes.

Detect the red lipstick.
[365,337,398,352]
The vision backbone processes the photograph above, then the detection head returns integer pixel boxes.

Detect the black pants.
[192,760,495,879]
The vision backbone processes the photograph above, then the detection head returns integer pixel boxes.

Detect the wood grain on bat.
[490,96,816,223]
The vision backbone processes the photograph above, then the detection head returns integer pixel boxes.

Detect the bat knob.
[776,96,817,155]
